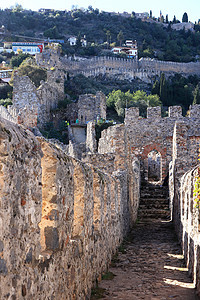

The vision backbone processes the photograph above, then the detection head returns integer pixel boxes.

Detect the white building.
[135,12,149,19]
[125,40,137,49]
[1,42,45,55]
[11,42,44,54]
[111,46,137,58]
[112,40,138,58]
[68,36,87,47]
[68,36,77,46]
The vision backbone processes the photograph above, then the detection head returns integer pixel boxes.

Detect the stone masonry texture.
[0,115,140,299]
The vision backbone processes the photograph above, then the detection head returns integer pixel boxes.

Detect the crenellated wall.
[0,116,140,299]
[36,51,200,82]
[167,115,200,295]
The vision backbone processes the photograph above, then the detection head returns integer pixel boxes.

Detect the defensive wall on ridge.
[36,51,200,81]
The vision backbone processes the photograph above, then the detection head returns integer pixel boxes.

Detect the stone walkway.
[97,220,199,300]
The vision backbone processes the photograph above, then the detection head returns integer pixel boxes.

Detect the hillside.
[0,7,200,62]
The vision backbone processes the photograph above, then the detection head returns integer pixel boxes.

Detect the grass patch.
[90,286,106,299]
[102,271,116,280]
[118,243,126,254]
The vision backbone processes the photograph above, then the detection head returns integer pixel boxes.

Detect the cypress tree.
[193,85,200,104]
[182,12,188,23]
[160,73,168,105]
[152,80,160,95]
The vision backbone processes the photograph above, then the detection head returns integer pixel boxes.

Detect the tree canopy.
[107,89,161,117]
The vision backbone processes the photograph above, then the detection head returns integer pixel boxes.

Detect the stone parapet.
[0,117,139,299]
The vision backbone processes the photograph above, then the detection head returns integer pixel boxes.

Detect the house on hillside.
[135,12,149,19]
[68,36,87,47]
[12,42,45,54]
[1,42,45,54]
[111,40,138,58]
[0,25,5,35]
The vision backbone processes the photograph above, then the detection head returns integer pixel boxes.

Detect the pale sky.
[0,0,199,23]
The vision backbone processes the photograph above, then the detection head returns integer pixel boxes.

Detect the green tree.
[107,89,161,117]
[117,30,124,46]
[10,53,30,68]
[152,80,160,95]
[76,32,82,48]
[166,14,169,23]
[10,63,47,88]
[160,73,168,105]
[160,15,164,23]
[193,85,200,104]
[150,10,152,18]
[12,3,23,12]
[44,26,59,39]
[173,15,177,23]
[182,12,188,23]
[106,30,111,48]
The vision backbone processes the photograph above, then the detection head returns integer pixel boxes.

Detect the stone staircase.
[138,183,171,220]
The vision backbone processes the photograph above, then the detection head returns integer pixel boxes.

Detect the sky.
[0,0,199,23]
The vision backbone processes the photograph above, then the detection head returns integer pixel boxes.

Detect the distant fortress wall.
[62,57,200,81]
[36,51,200,81]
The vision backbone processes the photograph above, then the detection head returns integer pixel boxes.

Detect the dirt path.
[97,220,199,300]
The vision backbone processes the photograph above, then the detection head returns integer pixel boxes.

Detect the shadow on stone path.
[97,220,199,300]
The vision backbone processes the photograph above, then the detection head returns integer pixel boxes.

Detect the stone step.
[140,197,169,202]
[140,185,168,191]
[139,199,169,207]
[139,203,169,210]
[138,209,170,219]
[140,191,168,196]
[139,184,170,220]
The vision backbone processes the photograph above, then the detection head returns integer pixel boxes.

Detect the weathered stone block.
[168,106,182,118]
[147,106,161,119]
[44,226,59,251]
[0,258,8,275]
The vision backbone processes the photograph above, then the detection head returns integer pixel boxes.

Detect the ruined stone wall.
[51,103,78,126]
[86,121,97,153]
[94,122,140,224]
[8,69,66,128]
[12,75,40,128]
[78,91,106,123]
[36,49,62,69]
[0,105,15,123]
[0,116,139,299]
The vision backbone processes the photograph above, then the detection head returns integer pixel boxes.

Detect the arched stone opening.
[147,150,162,183]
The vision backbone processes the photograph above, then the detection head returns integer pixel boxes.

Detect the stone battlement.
[125,105,200,126]
[36,51,200,82]
[0,116,140,299]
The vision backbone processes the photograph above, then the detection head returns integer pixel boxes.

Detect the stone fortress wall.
[1,49,200,298]
[36,50,200,82]
[97,104,200,294]
[2,102,200,297]
[0,116,140,299]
